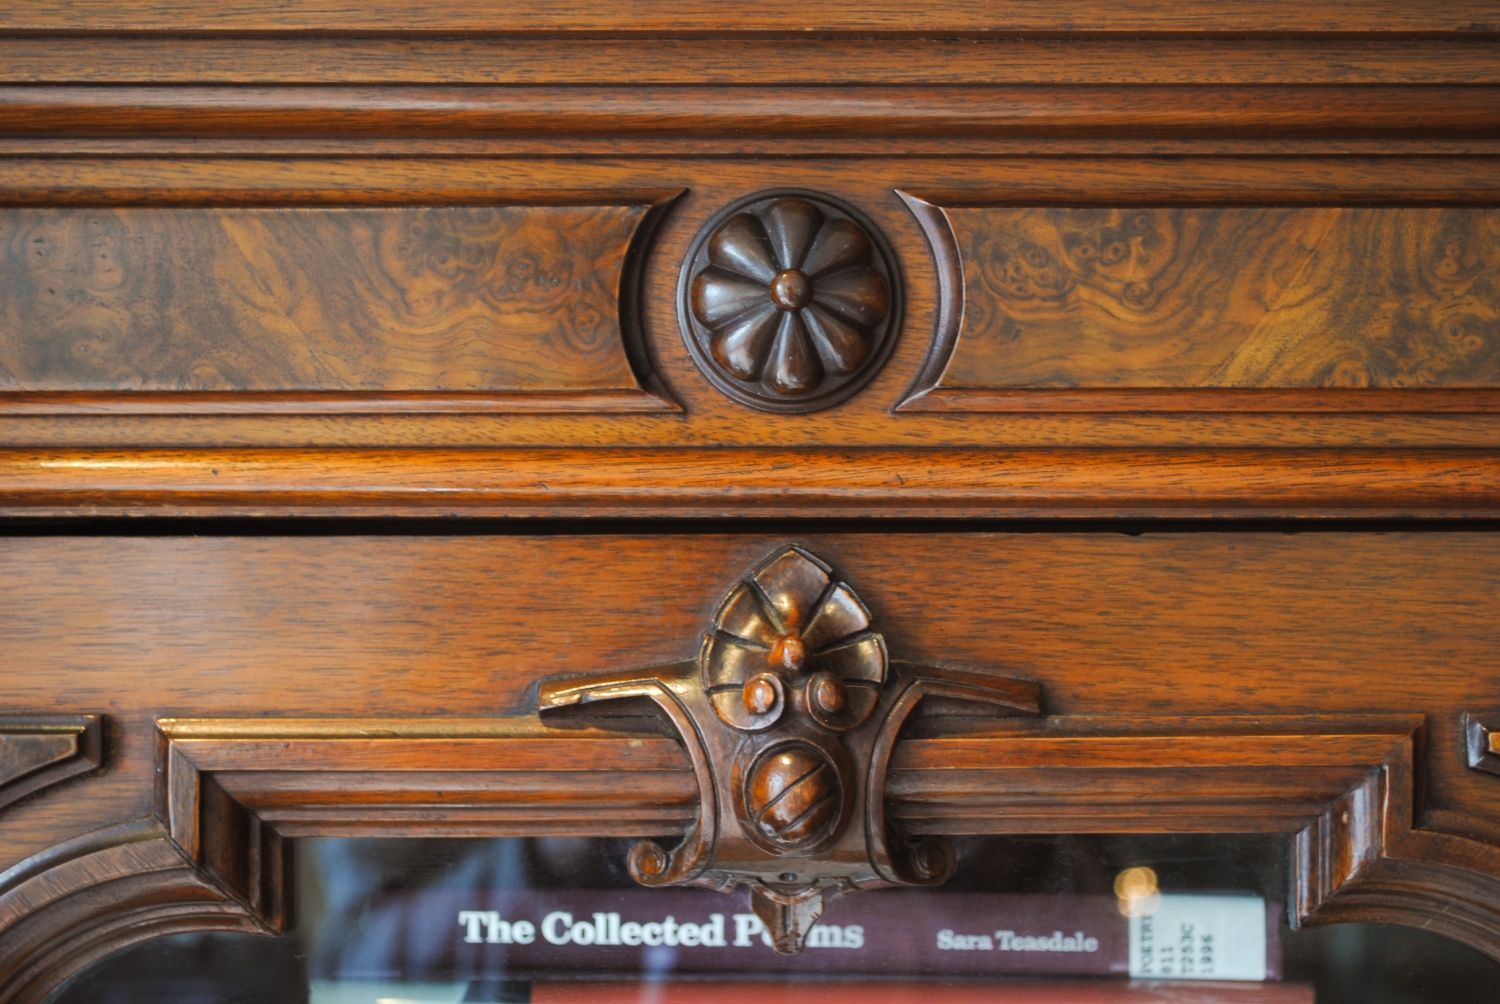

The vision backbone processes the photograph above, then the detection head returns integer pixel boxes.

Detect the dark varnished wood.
[4,37,1500,87]
[901,199,1500,411]
[681,192,898,411]
[0,202,677,415]
[2,1,1498,34]
[2,156,1500,506]
[1,447,1498,518]
[0,716,100,813]
[4,86,1496,149]
[538,546,1041,952]
[2,711,1490,997]
[0,531,1494,987]
[3,4,1500,995]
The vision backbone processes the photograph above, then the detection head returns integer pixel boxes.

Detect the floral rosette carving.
[680,192,898,411]
[700,547,887,734]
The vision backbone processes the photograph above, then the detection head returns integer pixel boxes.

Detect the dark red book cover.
[316,888,1281,984]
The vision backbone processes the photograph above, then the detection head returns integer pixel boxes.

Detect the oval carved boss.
[678,190,901,412]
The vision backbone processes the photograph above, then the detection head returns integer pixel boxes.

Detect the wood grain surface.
[0,204,666,410]
[2,158,1499,465]
[0,532,1497,986]
[1,447,1497,518]
[3,0,1497,33]
[0,717,101,814]
[1,531,1496,870]
[3,86,1497,145]
[4,37,1499,86]
[919,206,1500,399]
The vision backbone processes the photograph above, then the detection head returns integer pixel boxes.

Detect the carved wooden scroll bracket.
[539,546,1043,952]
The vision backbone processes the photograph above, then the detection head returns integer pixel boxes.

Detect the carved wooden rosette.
[678,190,901,412]
[538,546,1041,953]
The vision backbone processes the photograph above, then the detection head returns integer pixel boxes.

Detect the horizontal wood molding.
[1,86,1496,144]
[158,718,699,847]
[2,1,1497,33]
[0,447,1497,518]
[3,38,1499,86]
[0,716,100,814]
[6,711,1499,1001]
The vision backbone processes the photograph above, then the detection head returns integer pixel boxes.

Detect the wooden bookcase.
[1,4,1499,1000]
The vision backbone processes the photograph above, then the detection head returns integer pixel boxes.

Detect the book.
[313,888,1280,984]
[310,978,1315,1004]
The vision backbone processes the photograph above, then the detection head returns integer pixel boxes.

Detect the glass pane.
[48,834,1500,1003]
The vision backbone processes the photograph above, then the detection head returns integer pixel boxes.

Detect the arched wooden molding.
[3,713,1500,999]
[0,818,268,1004]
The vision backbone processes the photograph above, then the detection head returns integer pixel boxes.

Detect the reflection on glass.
[46,835,1500,1003]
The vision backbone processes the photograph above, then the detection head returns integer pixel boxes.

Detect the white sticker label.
[1129,894,1266,981]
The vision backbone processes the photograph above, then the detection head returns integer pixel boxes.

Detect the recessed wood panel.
[902,203,1500,411]
[0,203,673,413]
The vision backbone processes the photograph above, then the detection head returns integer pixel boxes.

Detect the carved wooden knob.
[809,672,847,714]
[770,635,807,673]
[743,673,782,716]
[747,743,841,848]
[679,190,900,413]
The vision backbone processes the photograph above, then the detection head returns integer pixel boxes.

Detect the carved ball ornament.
[679,191,900,412]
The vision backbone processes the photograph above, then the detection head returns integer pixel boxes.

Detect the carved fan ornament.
[539,546,1042,953]
[678,191,901,412]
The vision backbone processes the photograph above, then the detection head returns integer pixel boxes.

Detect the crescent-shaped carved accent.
[893,190,965,413]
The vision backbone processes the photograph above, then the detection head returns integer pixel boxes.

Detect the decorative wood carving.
[5,711,1500,999]
[0,716,101,812]
[542,545,1045,951]
[678,191,900,412]
[1465,713,1500,775]
[898,192,1500,414]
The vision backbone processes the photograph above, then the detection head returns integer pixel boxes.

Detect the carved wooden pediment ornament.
[539,546,1042,953]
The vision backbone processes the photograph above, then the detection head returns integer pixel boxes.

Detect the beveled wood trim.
[0,390,680,417]
[4,37,1499,86]
[1,85,1495,143]
[4,157,1498,207]
[4,712,1500,999]
[2,447,1498,518]
[157,718,698,849]
[900,388,1500,415]
[0,716,101,813]
[3,0,1497,34]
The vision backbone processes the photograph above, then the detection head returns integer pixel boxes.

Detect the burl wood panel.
[0,204,660,408]
[915,206,1500,402]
